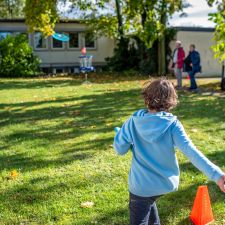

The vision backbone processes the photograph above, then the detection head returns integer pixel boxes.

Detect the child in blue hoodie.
[113,78,225,225]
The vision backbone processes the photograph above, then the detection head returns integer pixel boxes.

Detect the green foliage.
[0,34,41,77]
[125,0,186,49]
[82,14,120,39]
[104,28,177,75]
[104,37,139,72]
[0,0,25,18]
[208,12,225,62]
[23,0,59,37]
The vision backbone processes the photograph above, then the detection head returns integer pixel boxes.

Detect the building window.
[69,67,79,73]
[0,32,11,41]
[52,37,63,49]
[34,32,47,49]
[85,33,95,48]
[53,68,65,74]
[69,33,79,48]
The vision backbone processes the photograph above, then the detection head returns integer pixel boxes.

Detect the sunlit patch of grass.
[0,76,224,224]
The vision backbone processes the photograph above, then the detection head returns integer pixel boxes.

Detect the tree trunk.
[158,12,166,75]
[141,10,147,60]
[115,0,123,36]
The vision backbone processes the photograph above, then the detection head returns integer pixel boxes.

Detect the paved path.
[173,77,225,99]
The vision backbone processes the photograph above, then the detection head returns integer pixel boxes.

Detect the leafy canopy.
[23,0,59,37]
[207,0,225,62]
[0,0,25,18]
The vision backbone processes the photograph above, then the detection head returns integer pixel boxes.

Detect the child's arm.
[172,120,225,189]
[113,118,133,155]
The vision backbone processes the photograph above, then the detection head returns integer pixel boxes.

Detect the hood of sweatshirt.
[132,110,177,143]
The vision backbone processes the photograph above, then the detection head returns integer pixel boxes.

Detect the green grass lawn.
[0,75,224,225]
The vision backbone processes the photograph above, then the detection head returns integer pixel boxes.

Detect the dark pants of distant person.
[129,192,162,225]
[188,71,198,89]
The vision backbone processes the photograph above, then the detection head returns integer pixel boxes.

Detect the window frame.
[52,68,65,74]
[34,31,48,50]
[68,67,79,74]
[0,32,11,42]
[83,32,97,50]
[51,33,65,50]
[67,32,80,50]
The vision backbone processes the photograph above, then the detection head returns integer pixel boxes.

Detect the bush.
[103,28,177,75]
[104,37,139,72]
[0,34,41,77]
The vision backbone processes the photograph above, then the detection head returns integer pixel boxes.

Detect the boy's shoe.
[175,85,182,89]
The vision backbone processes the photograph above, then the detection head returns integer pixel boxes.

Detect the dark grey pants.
[129,192,162,225]
[174,67,182,87]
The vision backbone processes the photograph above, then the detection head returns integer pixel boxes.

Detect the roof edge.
[0,18,80,23]
[175,26,215,32]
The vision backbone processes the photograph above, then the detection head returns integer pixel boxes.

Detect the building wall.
[169,29,221,77]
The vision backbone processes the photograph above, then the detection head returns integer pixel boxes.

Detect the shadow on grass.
[0,78,224,224]
[0,85,224,170]
[0,75,148,90]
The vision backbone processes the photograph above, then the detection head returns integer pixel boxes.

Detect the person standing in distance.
[189,44,201,90]
[171,41,185,88]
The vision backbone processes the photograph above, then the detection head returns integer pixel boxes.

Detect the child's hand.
[217,175,225,192]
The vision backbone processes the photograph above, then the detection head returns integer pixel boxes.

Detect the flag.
[80,47,86,54]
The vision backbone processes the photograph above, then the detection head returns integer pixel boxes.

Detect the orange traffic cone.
[190,185,214,225]
[187,75,190,80]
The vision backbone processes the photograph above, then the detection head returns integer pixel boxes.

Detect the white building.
[0,18,116,74]
[0,18,222,77]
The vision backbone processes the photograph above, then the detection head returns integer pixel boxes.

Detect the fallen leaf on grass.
[8,107,12,110]
[81,202,94,208]
[106,123,112,126]
[21,107,26,110]
[98,117,104,119]
[38,134,43,136]
[109,144,113,147]
[90,126,96,128]
[177,115,184,118]
[43,97,47,100]
[66,120,72,124]
[72,125,77,127]
[191,129,198,133]
[213,161,217,164]
[59,112,65,114]
[80,126,86,129]
[75,112,81,115]
[31,119,35,122]
[112,109,117,112]
[52,98,56,100]
[10,170,18,179]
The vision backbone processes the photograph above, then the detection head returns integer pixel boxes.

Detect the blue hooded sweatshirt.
[113,110,224,197]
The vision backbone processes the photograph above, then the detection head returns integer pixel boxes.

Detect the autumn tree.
[207,0,225,61]
[0,0,25,18]
[23,0,189,74]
